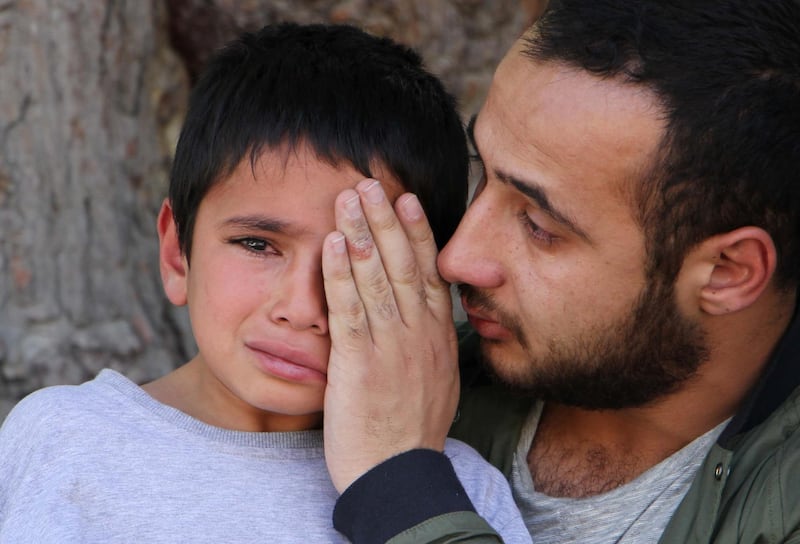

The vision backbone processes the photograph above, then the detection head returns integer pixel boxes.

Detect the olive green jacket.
[393,316,800,543]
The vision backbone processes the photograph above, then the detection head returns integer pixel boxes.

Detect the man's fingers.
[323,186,461,494]
[355,180,431,324]
[394,193,454,324]
[334,187,400,334]
[321,231,372,353]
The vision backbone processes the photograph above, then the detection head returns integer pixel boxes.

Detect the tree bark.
[0,0,191,418]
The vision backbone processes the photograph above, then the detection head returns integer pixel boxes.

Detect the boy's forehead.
[260,145,403,194]
[213,143,406,203]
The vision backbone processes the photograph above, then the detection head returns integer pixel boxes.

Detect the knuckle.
[423,268,447,290]
[347,233,374,261]
[373,209,399,233]
[393,259,420,287]
[417,285,428,305]
[364,274,398,320]
[409,224,435,246]
[329,299,366,329]
[404,268,422,290]
[341,299,365,321]
[366,269,391,295]
[372,299,397,320]
[347,324,367,340]
[325,265,352,283]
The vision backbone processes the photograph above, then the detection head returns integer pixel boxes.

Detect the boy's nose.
[269,264,329,335]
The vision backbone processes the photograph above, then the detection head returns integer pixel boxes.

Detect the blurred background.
[0,0,545,420]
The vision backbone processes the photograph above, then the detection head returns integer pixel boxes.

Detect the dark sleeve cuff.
[332,449,477,543]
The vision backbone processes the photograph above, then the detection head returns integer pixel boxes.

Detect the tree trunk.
[0,0,191,418]
[0,0,538,420]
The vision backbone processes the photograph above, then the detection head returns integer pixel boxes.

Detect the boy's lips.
[460,296,513,341]
[245,340,327,383]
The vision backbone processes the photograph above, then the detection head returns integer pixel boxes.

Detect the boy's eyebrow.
[220,215,290,233]
[467,113,591,244]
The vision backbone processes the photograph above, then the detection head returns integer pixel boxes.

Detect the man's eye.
[519,213,556,246]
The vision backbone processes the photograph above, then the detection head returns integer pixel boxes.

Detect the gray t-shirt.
[511,402,727,543]
[0,369,531,543]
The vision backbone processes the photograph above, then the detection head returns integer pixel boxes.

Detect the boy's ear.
[692,227,777,315]
[157,198,188,306]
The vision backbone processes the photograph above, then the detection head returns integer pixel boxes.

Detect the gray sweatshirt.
[0,369,530,543]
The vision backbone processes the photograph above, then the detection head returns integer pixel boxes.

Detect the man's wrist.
[332,448,477,543]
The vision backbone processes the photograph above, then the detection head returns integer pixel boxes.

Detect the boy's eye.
[230,237,279,256]
[242,238,267,251]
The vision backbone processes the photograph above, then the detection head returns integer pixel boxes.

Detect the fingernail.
[401,194,422,221]
[345,194,362,219]
[363,180,384,204]
[331,234,346,254]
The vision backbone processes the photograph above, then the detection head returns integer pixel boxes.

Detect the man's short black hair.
[525,0,800,289]
[169,22,468,260]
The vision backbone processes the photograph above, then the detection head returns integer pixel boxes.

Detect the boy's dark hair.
[169,22,468,260]
[525,0,800,289]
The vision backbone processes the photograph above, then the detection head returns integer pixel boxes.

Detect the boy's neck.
[142,360,323,432]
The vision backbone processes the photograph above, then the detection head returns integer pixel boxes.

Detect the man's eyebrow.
[497,171,591,243]
[220,215,290,233]
[468,112,590,242]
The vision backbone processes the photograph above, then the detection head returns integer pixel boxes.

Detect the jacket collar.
[718,303,800,447]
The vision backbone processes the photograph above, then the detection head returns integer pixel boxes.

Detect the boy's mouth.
[245,340,327,383]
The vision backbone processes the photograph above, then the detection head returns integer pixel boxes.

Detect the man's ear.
[695,227,777,315]
[157,198,188,306]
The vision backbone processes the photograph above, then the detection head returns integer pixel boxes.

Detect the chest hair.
[526,417,649,498]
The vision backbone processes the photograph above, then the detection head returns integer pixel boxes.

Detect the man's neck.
[527,357,762,499]
[526,402,708,497]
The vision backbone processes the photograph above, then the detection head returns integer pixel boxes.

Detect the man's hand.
[322,179,460,493]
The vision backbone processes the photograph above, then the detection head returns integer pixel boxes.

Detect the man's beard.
[460,279,709,410]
